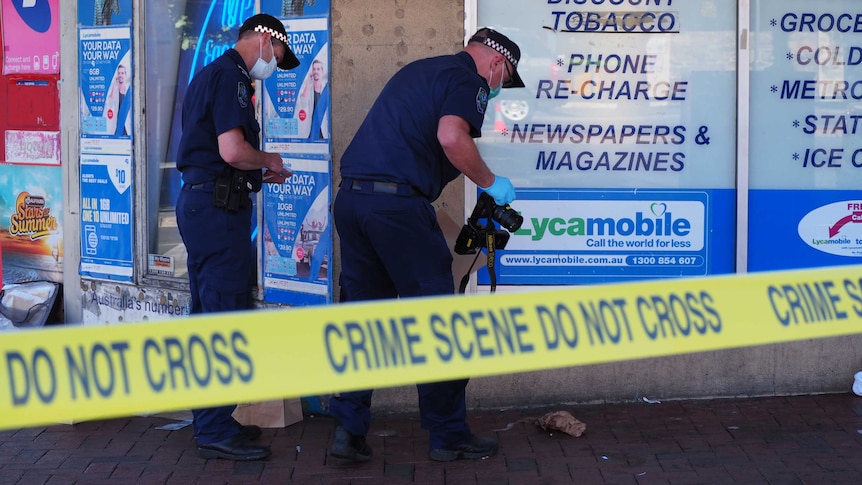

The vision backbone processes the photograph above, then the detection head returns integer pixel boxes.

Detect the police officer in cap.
[329,27,525,463]
[175,13,299,461]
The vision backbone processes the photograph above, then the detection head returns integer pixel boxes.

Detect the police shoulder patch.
[476,87,488,115]
[237,82,249,108]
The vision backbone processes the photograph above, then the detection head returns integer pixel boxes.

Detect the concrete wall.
[367,335,862,413]
[328,1,862,413]
[329,0,466,291]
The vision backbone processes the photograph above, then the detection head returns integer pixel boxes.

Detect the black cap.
[469,28,525,88]
[239,13,300,70]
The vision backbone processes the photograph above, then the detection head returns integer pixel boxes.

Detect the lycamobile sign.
[523,205,691,241]
[507,199,704,251]
[798,200,862,258]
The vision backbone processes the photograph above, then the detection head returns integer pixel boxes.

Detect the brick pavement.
[2,393,862,484]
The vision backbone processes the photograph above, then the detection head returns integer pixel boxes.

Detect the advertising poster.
[476,0,737,285]
[79,154,133,280]
[749,1,862,271]
[0,165,63,283]
[262,15,330,151]
[79,25,133,153]
[261,160,330,305]
[1,0,60,75]
[76,0,132,28]
[260,0,332,305]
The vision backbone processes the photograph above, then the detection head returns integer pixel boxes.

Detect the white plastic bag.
[0,281,60,331]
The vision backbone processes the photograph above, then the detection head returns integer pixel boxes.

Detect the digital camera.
[454,192,523,255]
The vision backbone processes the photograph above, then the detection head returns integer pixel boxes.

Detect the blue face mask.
[488,65,503,99]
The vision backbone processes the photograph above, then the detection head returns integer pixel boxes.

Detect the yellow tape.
[3,264,862,430]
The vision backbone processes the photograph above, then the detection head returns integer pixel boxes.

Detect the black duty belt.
[182,181,215,192]
[341,178,422,197]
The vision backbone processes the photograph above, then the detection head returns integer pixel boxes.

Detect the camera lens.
[493,205,523,232]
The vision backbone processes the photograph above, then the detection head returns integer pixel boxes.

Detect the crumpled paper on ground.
[535,410,586,437]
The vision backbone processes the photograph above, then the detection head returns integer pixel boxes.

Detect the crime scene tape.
[3,264,862,430]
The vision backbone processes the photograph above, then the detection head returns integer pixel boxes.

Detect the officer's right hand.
[263,152,285,173]
[263,168,289,183]
[262,153,292,183]
[481,175,516,206]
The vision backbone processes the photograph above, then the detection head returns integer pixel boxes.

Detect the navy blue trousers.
[328,188,472,449]
[176,187,254,444]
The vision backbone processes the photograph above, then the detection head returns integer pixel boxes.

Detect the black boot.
[429,434,499,462]
[329,425,372,462]
[197,435,271,461]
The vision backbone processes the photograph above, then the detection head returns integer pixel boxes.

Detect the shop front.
[1,0,861,407]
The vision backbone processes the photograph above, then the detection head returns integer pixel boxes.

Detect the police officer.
[329,28,525,463]
[175,13,299,461]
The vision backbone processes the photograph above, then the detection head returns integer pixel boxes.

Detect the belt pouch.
[213,170,237,211]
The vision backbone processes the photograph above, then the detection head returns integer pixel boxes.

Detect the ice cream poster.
[0,165,64,283]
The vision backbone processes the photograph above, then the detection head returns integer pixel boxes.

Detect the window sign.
[476,0,738,285]
[142,0,334,303]
[162,0,256,216]
[146,0,255,280]
[749,1,862,270]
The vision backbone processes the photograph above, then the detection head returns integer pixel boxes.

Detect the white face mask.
[249,36,277,80]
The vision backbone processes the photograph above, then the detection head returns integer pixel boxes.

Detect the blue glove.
[481,176,516,206]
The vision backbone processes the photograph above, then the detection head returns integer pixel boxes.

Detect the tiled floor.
[2,393,862,484]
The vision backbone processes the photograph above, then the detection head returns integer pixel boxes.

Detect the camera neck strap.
[457,217,498,294]
[484,217,498,293]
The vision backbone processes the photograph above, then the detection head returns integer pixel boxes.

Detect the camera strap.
[484,218,498,293]
[457,217,499,294]
[457,253,481,294]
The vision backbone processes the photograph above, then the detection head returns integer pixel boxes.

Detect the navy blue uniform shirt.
[340,51,489,200]
[177,48,262,187]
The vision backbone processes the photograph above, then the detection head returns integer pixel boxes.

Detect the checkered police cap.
[469,28,525,88]
[239,13,300,70]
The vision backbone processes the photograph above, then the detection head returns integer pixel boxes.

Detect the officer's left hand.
[481,175,516,206]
